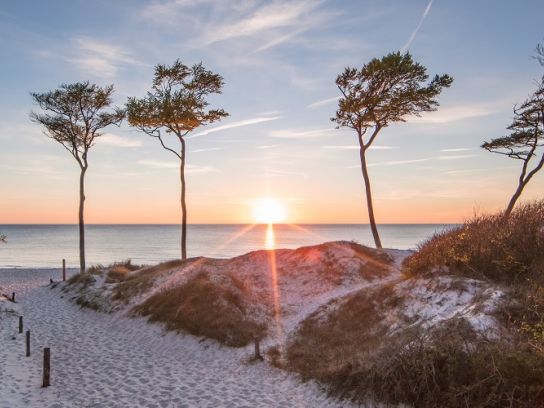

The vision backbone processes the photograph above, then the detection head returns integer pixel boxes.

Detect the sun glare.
[252,198,287,224]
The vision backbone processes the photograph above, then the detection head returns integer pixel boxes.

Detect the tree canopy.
[30,82,125,169]
[333,51,453,147]
[126,60,228,157]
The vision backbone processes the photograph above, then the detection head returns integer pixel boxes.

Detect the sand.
[0,268,352,408]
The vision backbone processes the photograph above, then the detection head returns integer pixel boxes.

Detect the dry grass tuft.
[286,285,401,381]
[403,200,544,352]
[66,272,96,288]
[105,260,141,283]
[133,271,266,347]
[111,259,185,304]
[403,200,544,284]
[286,292,544,408]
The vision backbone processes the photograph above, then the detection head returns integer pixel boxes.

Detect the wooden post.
[42,348,50,387]
[26,330,30,357]
[11,292,15,302]
[19,316,23,334]
[254,337,263,361]
[62,259,66,281]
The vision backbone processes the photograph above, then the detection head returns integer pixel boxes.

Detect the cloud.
[360,153,477,168]
[138,160,217,173]
[400,0,434,52]
[138,159,178,169]
[438,154,477,160]
[189,116,282,138]
[98,133,142,148]
[66,37,140,78]
[198,1,326,46]
[268,127,335,139]
[264,169,308,178]
[190,147,224,153]
[322,145,397,150]
[366,158,432,167]
[410,102,504,124]
[308,96,340,109]
[440,147,474,152]
[255,144,278,149]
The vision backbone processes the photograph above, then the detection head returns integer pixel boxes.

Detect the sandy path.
[0,269,351,408]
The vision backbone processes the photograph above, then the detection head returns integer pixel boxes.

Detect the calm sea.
[0,224,455,268]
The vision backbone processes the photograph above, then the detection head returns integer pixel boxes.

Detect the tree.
[482,80,544,217]
[31,82,124,273]
[332,52,453,248]
[126,60,228,260]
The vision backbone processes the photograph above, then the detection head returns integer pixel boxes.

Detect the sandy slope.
[0,268,353,408]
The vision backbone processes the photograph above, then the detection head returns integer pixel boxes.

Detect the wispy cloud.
[308,96,340,109]
[322,145,397,150]
[255,144,278,149]
[410,102,504,124]
[366,158,432,167]
[438,154,477,160]
[360,153,477,167]
[189,116,282,138]
[66,37,140,78]
[138,160,217,173]
[197,1,327,47]
[190,147,224,153]
[269,127,335,139]
[264,169,308,178]
[99,133,142,148]
[440,147,474,152]
[400,0,434,52]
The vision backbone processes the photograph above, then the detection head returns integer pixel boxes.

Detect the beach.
[0,267,351,408]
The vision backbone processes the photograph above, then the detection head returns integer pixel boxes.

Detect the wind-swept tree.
[482,80,544,217]
[31,82,124,273]
[126,60,228,260]
[332,52,453,248]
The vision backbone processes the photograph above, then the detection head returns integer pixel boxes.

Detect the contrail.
[401,0,434,53]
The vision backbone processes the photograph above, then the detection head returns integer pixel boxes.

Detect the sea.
[0,224,455,269]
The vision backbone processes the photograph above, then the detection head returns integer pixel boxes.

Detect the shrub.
[133,271,267,347]
[111,259,185,303]
[403,200,544,283]
[403,200,544,352]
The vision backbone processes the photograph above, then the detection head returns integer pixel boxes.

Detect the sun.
[252,197,287,224]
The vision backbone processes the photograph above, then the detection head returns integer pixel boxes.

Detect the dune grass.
[133,271,267,347]
[111,259,185,304]
[403,200,544,352]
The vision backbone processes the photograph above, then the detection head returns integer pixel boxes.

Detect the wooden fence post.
[254,337,263,361]
[26,330,30,357]
[42,348,50,387]
[19,316,23,334]
[62,259,66,281]
[11,292,15,302]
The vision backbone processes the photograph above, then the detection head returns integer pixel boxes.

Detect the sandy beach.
[0,268,351,408]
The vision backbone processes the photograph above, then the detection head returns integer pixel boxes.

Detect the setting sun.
[252,198,287,224]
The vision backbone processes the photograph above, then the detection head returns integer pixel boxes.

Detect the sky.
[0,0,543,224]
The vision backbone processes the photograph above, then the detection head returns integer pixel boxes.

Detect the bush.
[403,200,544,283]
[403,200,544,353]
[133,271,267,347]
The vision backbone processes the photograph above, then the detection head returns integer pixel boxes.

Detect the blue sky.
[0,0,543,224]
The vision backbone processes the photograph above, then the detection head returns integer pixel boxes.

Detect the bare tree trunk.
[504,181,525,217]
[180,138,187,260]
[78,167,87,273]
[359,145,382,248]
[505,151,544,217]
